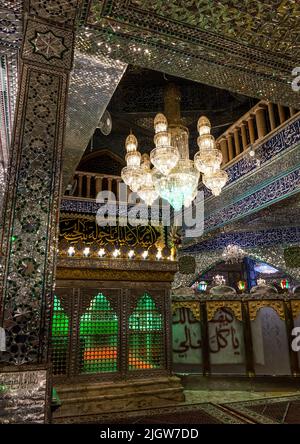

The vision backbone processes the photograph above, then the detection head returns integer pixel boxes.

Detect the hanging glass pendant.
[137,154,159,206]
[152,115,199,211]
[150,113,179,176]
[153,159,199,211]
[121,133,143,192]
[194,116,223,175]
[203,169,229,196]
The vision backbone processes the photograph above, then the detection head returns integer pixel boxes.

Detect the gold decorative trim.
[248,300,285,321]
[206,301,242,321]
[291,300,300,320]
[171,302,200,321]
[56,267,175,282]
[57,257,178,272]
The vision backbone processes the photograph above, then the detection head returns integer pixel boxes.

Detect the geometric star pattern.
[30,30,68,61]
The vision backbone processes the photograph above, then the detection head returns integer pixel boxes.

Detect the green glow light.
[128,292,163,370]
[79,293,118,374]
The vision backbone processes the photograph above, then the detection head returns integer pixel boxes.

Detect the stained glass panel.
[79,293,118,374]
[51,295,70,375]
[128,293,163,370]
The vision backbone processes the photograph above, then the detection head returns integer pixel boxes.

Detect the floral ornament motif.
[20,215,41,234]
[30,0,78,25]
[17,258,38,277]
[29,30,68,61]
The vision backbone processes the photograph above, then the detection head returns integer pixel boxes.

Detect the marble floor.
[184,389,300,404]
[181,375,300,405]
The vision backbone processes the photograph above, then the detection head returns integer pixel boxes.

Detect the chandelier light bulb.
[125,151,141,168]
[197,116,211,136]
[125,133,138,152]
[197,134,215,151]
[154,113,168,133]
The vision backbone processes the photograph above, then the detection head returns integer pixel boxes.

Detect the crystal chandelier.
[122,84,228,209]
[121,133,143,192]
[153,115,200,211]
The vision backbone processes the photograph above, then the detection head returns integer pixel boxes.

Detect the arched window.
[128,293,163,370]
[79,293,118,374]
[51,295,70,375]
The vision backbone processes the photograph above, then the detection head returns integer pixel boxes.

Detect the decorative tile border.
[204,167,300,233]
[183,227,300,254]
[60,199,163,222]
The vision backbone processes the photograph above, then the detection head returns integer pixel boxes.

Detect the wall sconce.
[128,250,135,259]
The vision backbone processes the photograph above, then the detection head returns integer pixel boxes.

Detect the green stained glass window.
[51,295,69,375]
[79,293,118,374]
[128,293,163,370]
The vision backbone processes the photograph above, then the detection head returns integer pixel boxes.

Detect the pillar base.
[52,375,185,423]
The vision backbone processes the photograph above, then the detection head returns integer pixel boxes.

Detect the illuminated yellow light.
[68,246,75,256]
[98,248,105,257]
[83,247,90,257]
